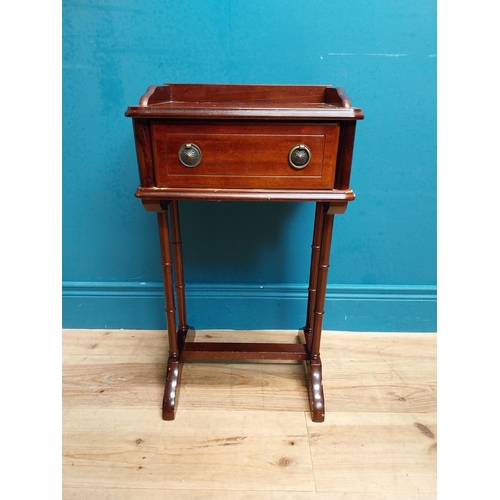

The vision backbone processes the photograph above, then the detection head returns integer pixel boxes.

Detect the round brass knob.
[178,143,202,167]
[288,144,311,169]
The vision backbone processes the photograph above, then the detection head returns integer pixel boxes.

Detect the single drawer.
[151,122,340,190]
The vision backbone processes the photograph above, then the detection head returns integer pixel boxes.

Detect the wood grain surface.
[63,329,436,499]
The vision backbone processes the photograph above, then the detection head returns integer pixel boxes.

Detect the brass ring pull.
[288,144,311,169]
[178,143,202,167]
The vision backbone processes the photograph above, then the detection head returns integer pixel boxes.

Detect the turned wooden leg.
[170,200,188,350]
[308,203,336,422]
[157,206,181,420]
[304,202,324,353]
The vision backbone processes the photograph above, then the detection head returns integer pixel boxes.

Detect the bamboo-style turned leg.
[170,200,188,350]
[304,202,324,353]
[308,203,335,423]
[157,206,181,421]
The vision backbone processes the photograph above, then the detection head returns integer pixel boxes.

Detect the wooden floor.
[62,329,436,499]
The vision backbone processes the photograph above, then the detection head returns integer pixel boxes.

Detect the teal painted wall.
[63,0,437,331]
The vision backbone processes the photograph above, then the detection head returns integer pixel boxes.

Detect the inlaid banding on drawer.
[152,122,340,189]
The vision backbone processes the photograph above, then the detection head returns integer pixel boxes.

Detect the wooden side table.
[125,84,364,422]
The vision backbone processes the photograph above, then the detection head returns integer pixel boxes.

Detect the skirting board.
[62,282,436,332]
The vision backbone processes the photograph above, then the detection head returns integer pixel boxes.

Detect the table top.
[125,83,364,121]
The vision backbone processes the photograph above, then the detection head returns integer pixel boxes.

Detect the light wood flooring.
[62,329,436,499]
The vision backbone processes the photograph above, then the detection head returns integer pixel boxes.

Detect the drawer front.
[151,122,340,189]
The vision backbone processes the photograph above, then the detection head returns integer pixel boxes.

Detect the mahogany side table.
[125,83,364,422]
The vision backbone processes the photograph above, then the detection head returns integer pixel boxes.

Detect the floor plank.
[62,488,435,500]
[63,408,315,492]
[321,332,436,414]
[62,329,436,499]
[307,412,437,495]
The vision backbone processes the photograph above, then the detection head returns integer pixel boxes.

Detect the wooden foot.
[308,358,325,422]
[162,356,182,421]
